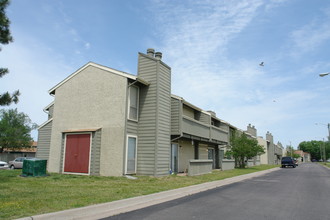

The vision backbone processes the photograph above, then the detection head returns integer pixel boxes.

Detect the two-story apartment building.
[258,132,283,165]
[170,95,229,173]
[37,49,254,176]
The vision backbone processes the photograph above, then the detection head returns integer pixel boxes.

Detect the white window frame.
[125,135,138,174]
[128,85,139,121]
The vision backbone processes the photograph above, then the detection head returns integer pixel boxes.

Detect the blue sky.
[1,0,329,148]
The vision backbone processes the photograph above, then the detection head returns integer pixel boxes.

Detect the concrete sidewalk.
[18,167,280,220]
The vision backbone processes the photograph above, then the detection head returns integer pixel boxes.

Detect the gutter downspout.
[171,133,183,142]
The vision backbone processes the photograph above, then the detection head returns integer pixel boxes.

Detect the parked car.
[281,156,296,168]
[0,161,9,169]
[8,157,34,169]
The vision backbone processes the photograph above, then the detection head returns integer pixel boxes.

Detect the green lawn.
[321,162,330,168]
[0,165,278,220]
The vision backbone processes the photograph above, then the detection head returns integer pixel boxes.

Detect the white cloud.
[149,0,267,107]
[85,42,91,50]
[289,9,330,56]
[154,0,263,58]
[148,0,330,147]
[0,33,76,140]
[265,0,289,12]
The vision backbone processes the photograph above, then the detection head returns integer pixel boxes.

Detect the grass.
[319,162,330,168]
[0,165,278,220]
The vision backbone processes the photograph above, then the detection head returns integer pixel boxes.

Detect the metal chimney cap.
[147,48,155,57]
[155,52,162,60]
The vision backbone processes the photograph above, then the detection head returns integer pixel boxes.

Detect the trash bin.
[22,158,47,177]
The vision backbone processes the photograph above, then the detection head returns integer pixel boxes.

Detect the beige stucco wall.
[48,65,127,176]
[258,137,268,164]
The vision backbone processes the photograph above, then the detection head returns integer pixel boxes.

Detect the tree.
[299,140,330,161]
[0,0,20,106]
[285,146,300,158]
[229,133,265,168]
[0,108,37,152]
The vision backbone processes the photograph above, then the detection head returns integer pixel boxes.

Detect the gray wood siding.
[127,120,138,135]
[171,98,180,135]
[199,112,210,125]
[137,56,157,175]
[210,127,229,143]
[183,105,194,118]
[60,133,65,172]
[36,120,53,161]
[182,116,210,139]
[182,116,229,144]
[90,130,101,175]
[156,63,171,175]
[220,123,229,132]
[137,53,171,176]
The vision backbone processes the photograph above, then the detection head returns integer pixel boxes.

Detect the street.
[104,163,330,220]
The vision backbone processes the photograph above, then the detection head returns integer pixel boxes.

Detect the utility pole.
[290,141,292,157]
[322,138,326,163]
[327,123,330,142]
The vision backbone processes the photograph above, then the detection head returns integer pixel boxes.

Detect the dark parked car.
[8,157,34,169]
[281,156,296,168]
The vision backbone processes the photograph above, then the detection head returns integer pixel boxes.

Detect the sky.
[1,0,329,148]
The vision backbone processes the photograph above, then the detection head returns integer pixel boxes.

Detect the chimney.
[147,48,155,57]
[155,52,162,60]
[207,110,216,117]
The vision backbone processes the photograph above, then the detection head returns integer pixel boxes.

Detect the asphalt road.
[103,163,330,220]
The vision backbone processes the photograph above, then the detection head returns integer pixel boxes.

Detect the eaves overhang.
[135,77,150,86]
[43,101,55,112]
[62,128,102,133]
[38,118,53,130]
[48,62,145,95]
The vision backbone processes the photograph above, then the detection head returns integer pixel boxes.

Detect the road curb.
[17,167,280,220]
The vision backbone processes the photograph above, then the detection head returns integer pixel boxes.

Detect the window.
[128,86,139,120]
[126,136,137,174]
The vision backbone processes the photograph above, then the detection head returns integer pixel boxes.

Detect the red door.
[64,134,91,173]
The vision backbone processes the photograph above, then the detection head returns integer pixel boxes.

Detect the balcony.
[182,116,228,144]
[210,126,228,143]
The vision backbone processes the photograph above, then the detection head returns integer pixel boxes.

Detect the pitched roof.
[3,142,38,153]
[48,62,149,95]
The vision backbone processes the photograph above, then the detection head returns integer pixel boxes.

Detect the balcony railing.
[182,116,229,143]
[182,116,209,139]
[211,126,229,143]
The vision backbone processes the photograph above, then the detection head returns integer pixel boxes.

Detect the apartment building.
[258,132,283,165]
[37,49,256,176]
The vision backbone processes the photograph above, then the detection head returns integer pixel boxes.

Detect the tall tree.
[0,0,20,106]
[286,145,300,158]
[0,108,37,152]
[229,133,265,168]
[299,140,330,161]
